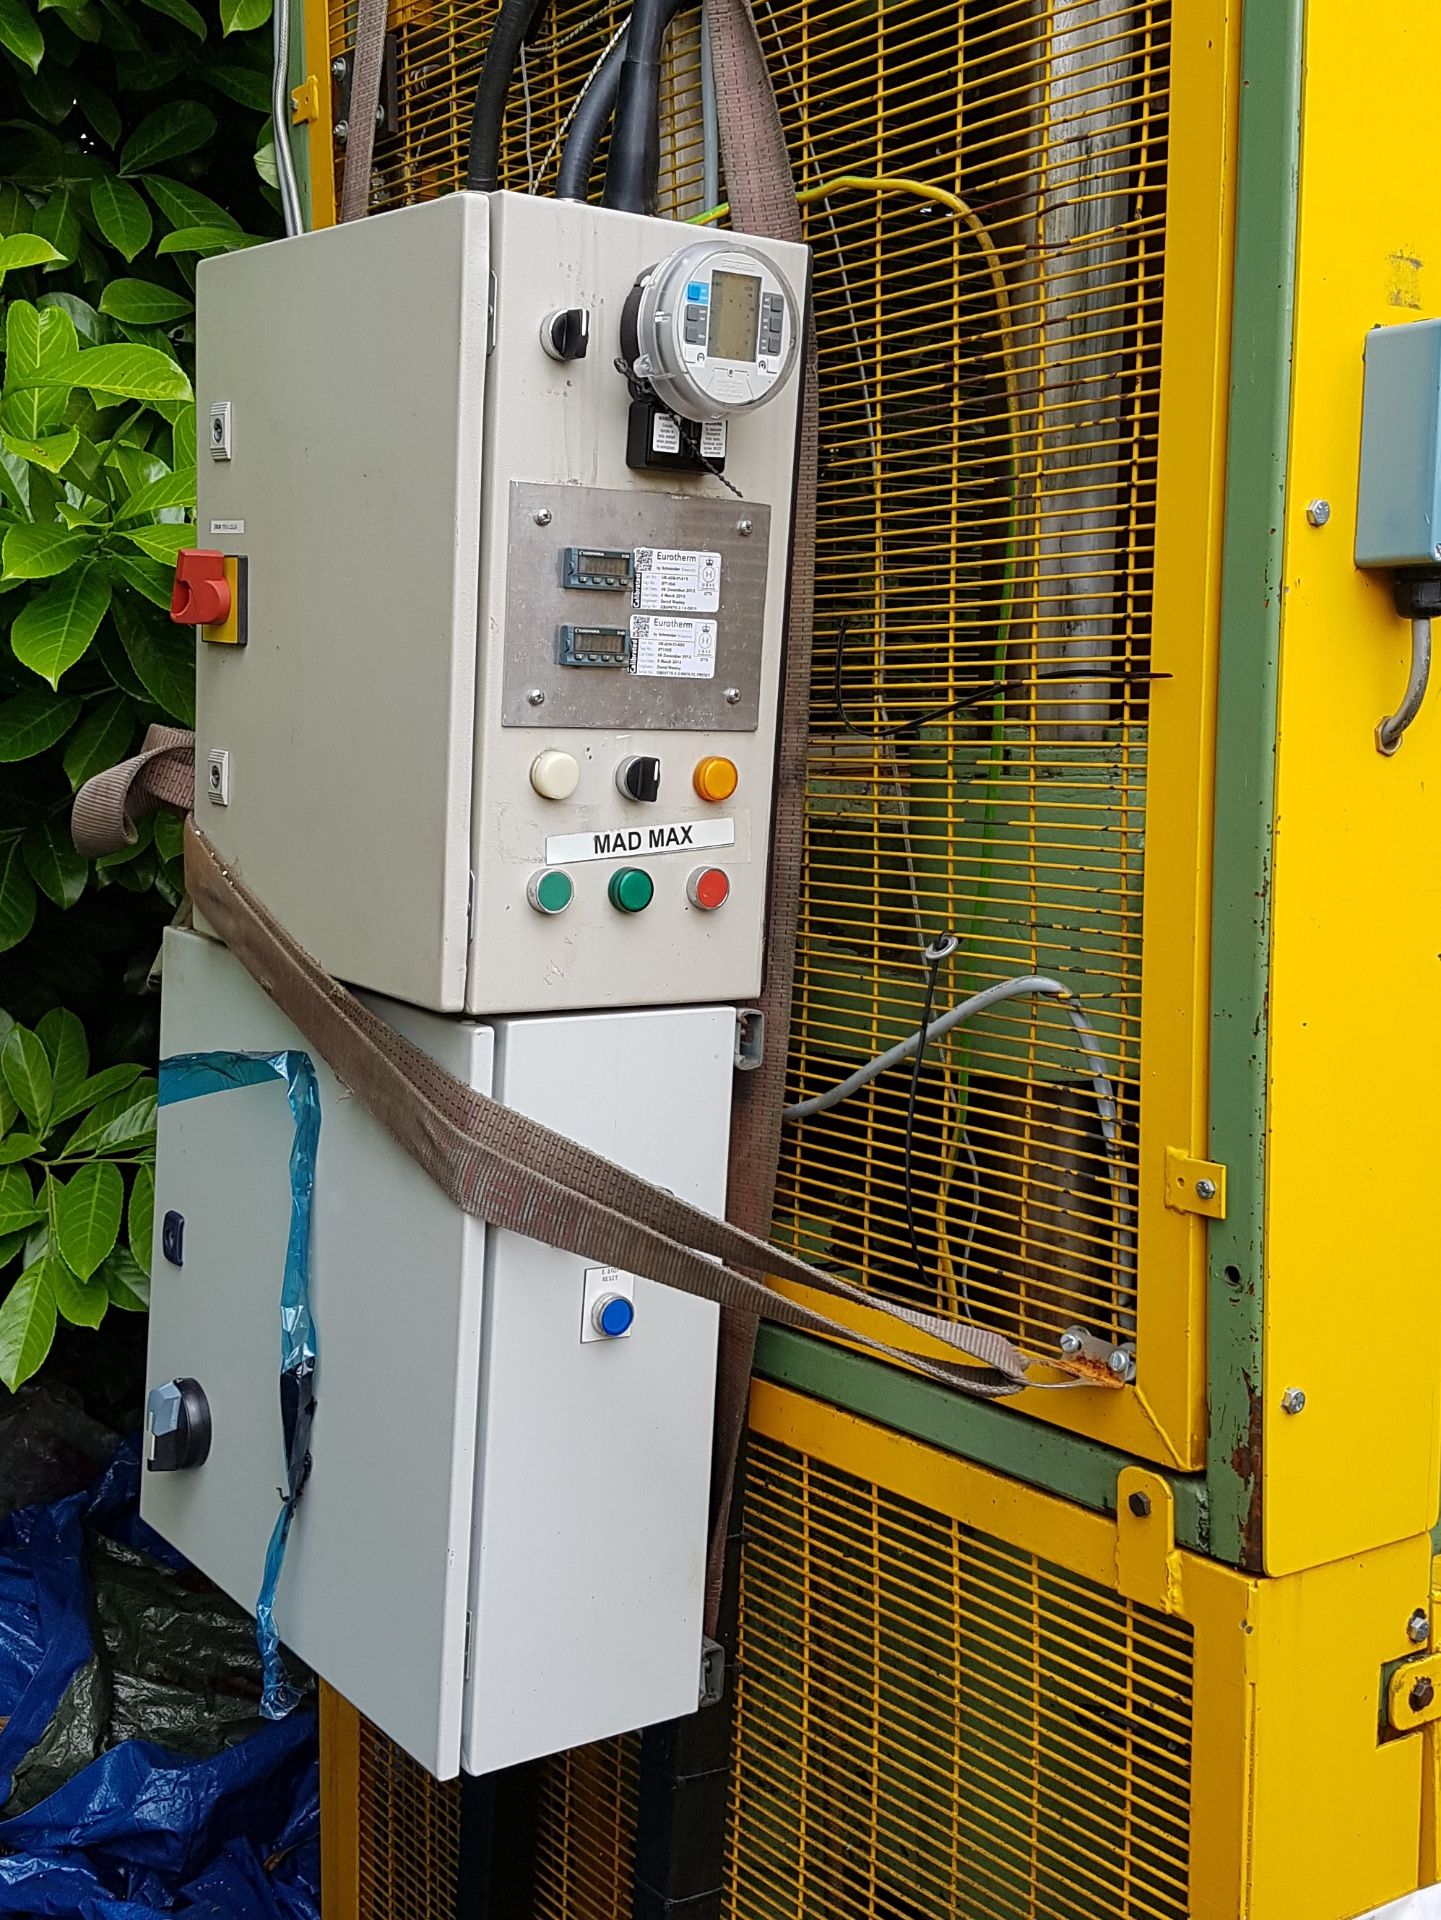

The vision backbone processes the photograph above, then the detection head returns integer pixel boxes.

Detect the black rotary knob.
[616,755,661,803]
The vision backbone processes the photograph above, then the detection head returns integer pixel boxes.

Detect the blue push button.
[686,281,709,303]
[594,1293,635,1338]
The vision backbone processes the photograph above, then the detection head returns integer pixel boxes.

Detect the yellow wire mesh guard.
[329,0,1168,1363]
[729,1433,1194,1920]
[356,1715,461,1919]
[534,1734,640,1920]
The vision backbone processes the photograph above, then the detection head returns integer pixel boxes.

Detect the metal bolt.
[723,686,742,705]
[334,119,349,145]
[1058,1329,1084,1357]
[1279,1387,1306,1415]
[375,104,386,125]
[526,688,545,708]
[736,517,753,536]
[1408,1608,1430,1646]
[331,55,346,77]
[1411,1676,1436,1715]
[1127,1491,1152,1519]
[533,507,552,526]
[1305,498,1331,527]
[1194,1177,1217,1201]
[1107,1346,1136,1381]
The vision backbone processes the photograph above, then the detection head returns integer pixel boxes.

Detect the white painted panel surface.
[462,1005,729,1774]
[143,927,489,1777]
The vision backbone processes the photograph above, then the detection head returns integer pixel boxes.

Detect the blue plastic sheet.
[157,1052,320,1720]
[0,1440,318,1918]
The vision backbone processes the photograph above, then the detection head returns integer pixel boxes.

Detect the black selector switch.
[616,755,662,803]
[145,1377,212,1472]
[540,307,591,362]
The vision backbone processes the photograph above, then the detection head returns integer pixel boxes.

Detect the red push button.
[171,549,232,627]
[687,866,730,911]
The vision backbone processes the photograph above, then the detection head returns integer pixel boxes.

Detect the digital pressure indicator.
[621,241,798,423]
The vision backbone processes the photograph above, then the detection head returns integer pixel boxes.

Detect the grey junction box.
[1355,317,1441,570]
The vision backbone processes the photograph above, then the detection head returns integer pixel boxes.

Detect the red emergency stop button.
[170,549,231,627]
[687,866,730,912]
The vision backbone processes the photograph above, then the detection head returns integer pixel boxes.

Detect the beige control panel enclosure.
[193,191,805,1014]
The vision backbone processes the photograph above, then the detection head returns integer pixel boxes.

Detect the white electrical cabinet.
[192,192,806,1015]
[144,927,729,1778]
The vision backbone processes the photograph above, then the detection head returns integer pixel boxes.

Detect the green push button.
[607,866,654,914]
[527,869,574,915]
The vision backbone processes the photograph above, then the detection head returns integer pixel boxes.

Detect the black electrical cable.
[831,617,1166,740]
[465,0,548,192]
[556,26,630,200]
[601,0,673,213]
[902,933,959,1294]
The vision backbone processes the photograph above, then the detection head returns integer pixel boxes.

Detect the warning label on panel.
[629,614,717,679]
[632,548,722,613]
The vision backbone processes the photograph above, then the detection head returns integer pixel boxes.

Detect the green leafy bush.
[0,0,281,1386]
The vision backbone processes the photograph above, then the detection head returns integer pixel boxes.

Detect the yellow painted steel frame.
[751,1381,1433,1920]
[775,0,1240,1474]
[299,0,337,229]
[1260,0,1441,1573]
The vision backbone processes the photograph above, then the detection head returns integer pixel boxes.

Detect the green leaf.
[37,1008,88,1101]
[140,173,237,232]
[0,1259,58,1389]
[0,686,81,760]
[116,465,193,517]
[0,233,63,279]
[128,1159,152,1273]
[17,60,75,126]
[0,184,31,232]
[0,426,78,472]
[73,77,120,148]
[116,523,188,565]
[98,278,192,326]
[34,344,192,402]
[156,224,261,258]
[219,0,268,27]
[55,1159,121,1277]
[108,554,171,610]
[118,100,216,176]
[11,562,110,685]
[0,1136,41,1167]
[170,401,195,471]
[24,820,86,908]
[36,290,103,342]
[99,1242,147,1310]
[0,1166,41,1233]
[136,0,204,33]
[0,1231,29,1270]
[49,1251,107,1326]
[113,593,193,722]
[62,694,131,788]
[0,0,45,72]
[0,844,37,955]
[89,174,151,260]
[205,62,269,110]
[2,522,92,579]
[31,189,81,268]
[65,1090,154,1156]
[2,1028,51,1133]
[50,1061,142,1126]
[254,136,278,191]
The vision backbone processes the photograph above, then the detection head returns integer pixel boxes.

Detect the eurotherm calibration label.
[632,548,722,613]
[629,614,718,678]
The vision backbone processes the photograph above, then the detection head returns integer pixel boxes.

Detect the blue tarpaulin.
[0,1440,319,1918]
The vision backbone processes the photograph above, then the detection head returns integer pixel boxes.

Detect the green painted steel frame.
[752,0,1306,1569]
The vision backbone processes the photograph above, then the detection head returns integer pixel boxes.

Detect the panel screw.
[1058,1329,1084,1356]
[331,55,346,76]
[1408,1608,1430,1646]
[526,688,545,707]
[375,104,386,125]
[736,517,753,536]
[1280,1387,1306,1415]
[533,507,552,526]
[334,119,349,145]
[1305,498,1331,527]
[1107,1347,1136,1382]
[1127,1491,1152,1519]
[1411,1677,1435,1714]
[1194,1177,1217,1201]
[723,686,742,705]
